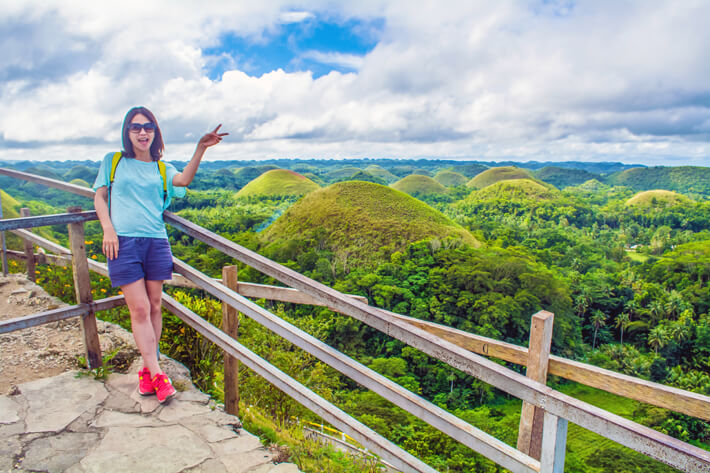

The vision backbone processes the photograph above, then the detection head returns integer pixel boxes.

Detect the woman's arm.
[94,187,119,260]
[172,124,228,187]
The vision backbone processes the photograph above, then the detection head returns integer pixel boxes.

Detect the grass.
[625,190,691,207]
[391,174,448,196]
[467,178,560,202]
[236,169,320,198]
[260,181,479,263]
[467,166,536,189]
[433,170,468,187]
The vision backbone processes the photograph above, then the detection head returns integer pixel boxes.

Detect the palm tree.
[615,312,631,345]
[648,326,669,353]
[590,310,607,349]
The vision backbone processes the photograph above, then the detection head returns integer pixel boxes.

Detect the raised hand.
[197,124,229,149]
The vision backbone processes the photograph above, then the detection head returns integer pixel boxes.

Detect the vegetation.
[2,157,709,473]
[390,174,448,197]
[433,170,468,187]
[235,169,319,198]
[467,166,537,189]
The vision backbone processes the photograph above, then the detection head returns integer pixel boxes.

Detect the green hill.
[471,179,560,201]
[69,178,90,188]
[433,170,468,187]
[260,181,479,263]
[606,166,710,196]
[364,165,399,183]
[233,165,279,188]
[63,165,96,183]
[391,175,448,197]
[235,169,319,198]
[534,166,600,189]
[451,163,489,178]
[323,166,362,182]
[625,190,692,208]
[467,166,536,189]
[1,189,21,218]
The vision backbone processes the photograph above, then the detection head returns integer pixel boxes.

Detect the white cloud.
[0,0,709,165]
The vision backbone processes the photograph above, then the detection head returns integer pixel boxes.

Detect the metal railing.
[1,167,709,473]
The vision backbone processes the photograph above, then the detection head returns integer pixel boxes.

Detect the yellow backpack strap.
[157,161,168,204]
[109,151,122,184]
[108,152,122,216]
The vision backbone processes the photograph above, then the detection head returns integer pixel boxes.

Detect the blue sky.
[0,1,709,166]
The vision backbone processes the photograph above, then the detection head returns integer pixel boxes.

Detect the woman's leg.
[145,279,164,363]
[122,278,161,376]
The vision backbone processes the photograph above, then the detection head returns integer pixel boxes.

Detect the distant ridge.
[606,166,710,195]
[534,166,600,189]
[260,181,479,263]
[236,169,319,198]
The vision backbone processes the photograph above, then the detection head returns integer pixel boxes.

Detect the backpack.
[108,151,168,213]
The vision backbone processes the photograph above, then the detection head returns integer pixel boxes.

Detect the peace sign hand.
[198,124,229,149]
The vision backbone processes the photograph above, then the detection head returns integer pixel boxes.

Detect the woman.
[93,106,227,403]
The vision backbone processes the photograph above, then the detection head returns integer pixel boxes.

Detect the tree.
[590,310,607,349]
[615,312,631,345]
[648,326,669,353]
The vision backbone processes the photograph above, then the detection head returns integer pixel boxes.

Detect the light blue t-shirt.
[92,152,186,239]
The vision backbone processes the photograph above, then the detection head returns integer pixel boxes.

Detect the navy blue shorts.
[107,236,174,287]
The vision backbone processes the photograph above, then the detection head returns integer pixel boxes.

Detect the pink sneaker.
[138,367,154,396]
[153,373,176,404]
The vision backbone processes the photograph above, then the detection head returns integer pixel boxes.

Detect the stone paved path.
[0,360,301,473]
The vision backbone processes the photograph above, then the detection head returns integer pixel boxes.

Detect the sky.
[1,1,709,166]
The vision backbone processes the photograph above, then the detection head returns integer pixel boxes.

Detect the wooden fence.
[1,167,709,473]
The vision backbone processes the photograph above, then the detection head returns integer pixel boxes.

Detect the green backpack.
[108,151,168,212]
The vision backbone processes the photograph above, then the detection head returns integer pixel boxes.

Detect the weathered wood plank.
[518,311,554,459]
[68,207,101,369]
[222,265,240,417]
[0,211,97,231]
[0,168,95,198]
[20,209,36,281]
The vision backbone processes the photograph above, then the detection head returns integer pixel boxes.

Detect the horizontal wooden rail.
[386,311,710,422]
[0,296,125,334]
[0,167,95,198]
[165,211,710,473]
[173,258,540,473]
[0,211,97,231]
[161,292,438,473]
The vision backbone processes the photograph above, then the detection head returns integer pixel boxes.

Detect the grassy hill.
[467,166,536,189]
[69,178,90,188]
[391,175,448,197]
[260,181,479,263]
[451,163,489,178]
[323,166,362,182]
[1,189,22,218]
[625,190,692,208]
[433,170,468,187]
[606,166,710,196]
[534,166,600,189]
[235,169,319,198]
[470,179,560,201]
[364,165,399,183]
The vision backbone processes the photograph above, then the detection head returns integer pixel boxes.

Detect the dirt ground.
[0,273,139,395]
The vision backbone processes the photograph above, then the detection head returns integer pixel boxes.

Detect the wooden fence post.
[0,191,7,276]
[68,206,102,369]
[539,411,568,473]
[21,208,36,281]
[517,310,554,460]
[222,265,240,416]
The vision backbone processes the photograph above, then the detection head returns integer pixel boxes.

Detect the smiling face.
[128,113,155,158]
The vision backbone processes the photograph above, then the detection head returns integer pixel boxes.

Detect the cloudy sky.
[1,1,709,165]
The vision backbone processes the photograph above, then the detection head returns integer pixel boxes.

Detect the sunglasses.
[128,122,157,133]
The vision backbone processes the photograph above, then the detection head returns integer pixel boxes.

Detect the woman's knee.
[129,303,151,322]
